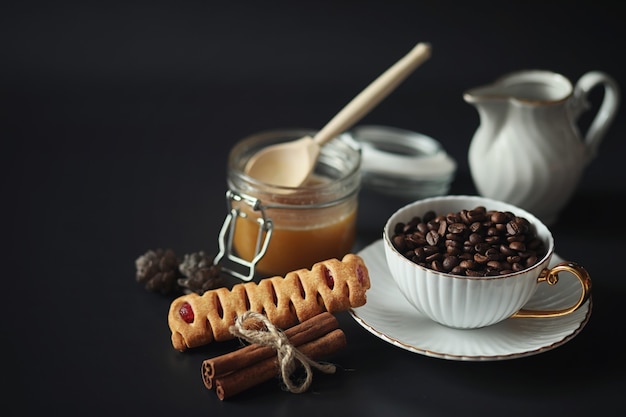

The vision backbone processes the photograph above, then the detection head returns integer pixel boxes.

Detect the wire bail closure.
[213,190,273,281]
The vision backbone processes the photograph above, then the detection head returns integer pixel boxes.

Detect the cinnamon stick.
[214,328,346,400]
[202,311,339,389]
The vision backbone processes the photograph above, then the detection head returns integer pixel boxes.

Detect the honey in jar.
[225,129,361,278]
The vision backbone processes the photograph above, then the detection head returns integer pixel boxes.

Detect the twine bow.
[229,311,336,394]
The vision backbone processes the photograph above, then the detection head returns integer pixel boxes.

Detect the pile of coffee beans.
[390,206,546,276]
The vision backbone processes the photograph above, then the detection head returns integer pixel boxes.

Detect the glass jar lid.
[351,125,456,200]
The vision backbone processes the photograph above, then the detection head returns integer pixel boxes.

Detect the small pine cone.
[135,249,182,295]
[178,251,223,295]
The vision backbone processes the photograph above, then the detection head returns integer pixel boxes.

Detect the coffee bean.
[431,260,444,272]
[443,256,460,270]
[486,260,501,269]
[500,244,515,256]
[484,235,501,244]
[390,206,546,276]
[437,220,448,236]
[460,259,477,270]
[512,262,525,271]
[426,230,440,246]
[490,211,508,223]
[485,248,500,260]
[486,226,499,237]
[416,222,429,234]
[446,233,463,241]
[451,266,465,275]
[505,221,518,235]
[423,245,439,256]
[393,235,407,251]
[448,222,467,234]
[509,241,526,252]
[506,255,521,264]
[446,212,462,223]
[467,208,487,223]
[407,232,427,247]
[474,253,489,263]
[474,242,490,254]
[459,210,470,223]
[445,239,462,249]
[413,247,426,261]
[506,235,525,243]
[468,233,482,245]
[446,246,462,256]
[423,210,436,223]
[426,252,443,263]
[525,255,538,267]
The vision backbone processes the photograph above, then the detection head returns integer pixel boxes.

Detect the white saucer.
[350,239,592,361]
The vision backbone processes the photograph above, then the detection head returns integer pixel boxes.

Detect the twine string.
[229,311,336,394]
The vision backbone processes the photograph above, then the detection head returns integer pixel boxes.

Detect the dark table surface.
[4,1,625,416]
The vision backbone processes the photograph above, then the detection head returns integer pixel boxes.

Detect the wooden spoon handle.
[313,42,432,146]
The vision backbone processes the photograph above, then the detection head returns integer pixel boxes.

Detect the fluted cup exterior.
[383,195,554,329]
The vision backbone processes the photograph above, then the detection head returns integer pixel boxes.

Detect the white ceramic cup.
[383,195,592,329]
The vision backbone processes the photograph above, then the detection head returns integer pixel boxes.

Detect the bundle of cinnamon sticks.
[201,312,346,400]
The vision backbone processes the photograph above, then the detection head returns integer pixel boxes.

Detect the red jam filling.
[179,301,194,323]
[356,266,365,285]
[323,267,334,289]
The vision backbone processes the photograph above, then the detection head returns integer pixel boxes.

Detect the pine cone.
[178,251,223,295]
[135,249,182,295]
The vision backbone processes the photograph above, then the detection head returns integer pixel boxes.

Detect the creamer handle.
[572,71,620,162]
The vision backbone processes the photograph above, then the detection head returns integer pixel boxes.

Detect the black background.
[3,1,625,416]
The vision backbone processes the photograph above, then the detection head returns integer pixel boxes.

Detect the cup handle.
[511,262,592,319]
[571,71,621,162]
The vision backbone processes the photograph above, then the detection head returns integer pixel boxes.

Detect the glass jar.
[218,129,361,279]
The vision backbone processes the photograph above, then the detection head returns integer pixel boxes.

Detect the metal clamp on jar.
[213,190,273,281]
[214,129,362,280]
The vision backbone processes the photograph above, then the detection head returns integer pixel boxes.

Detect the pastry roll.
[168,253,370,351]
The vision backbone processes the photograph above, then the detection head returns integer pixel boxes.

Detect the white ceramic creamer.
[464,70,620,224]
